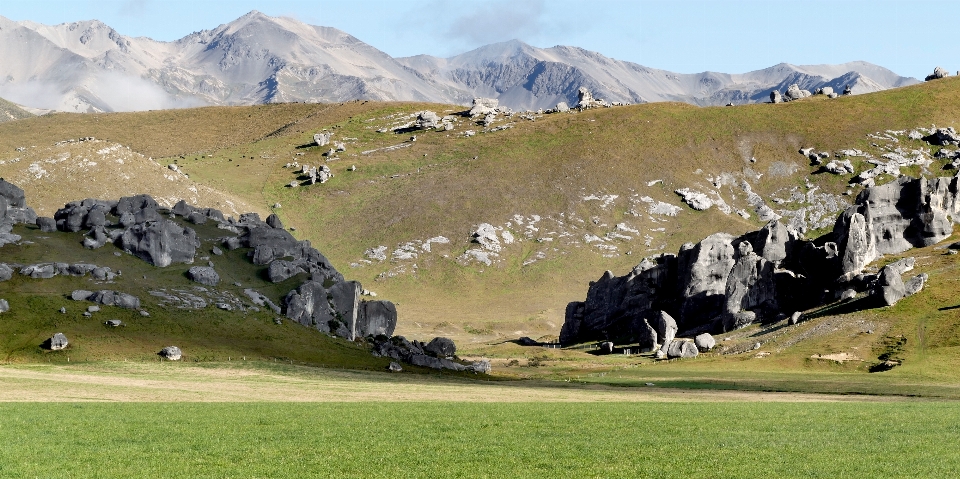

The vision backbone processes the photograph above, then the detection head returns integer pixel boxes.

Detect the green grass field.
[1,401,958,478]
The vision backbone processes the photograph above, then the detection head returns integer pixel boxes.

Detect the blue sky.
[2,0,952,79]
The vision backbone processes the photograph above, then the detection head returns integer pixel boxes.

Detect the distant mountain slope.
[397,41,918,109]
[0,97,35,123]
[0,11,919,112]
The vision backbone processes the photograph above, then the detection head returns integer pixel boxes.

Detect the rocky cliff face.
[561,174,949,345]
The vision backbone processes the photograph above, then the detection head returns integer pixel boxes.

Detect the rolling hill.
[1,76,959,385]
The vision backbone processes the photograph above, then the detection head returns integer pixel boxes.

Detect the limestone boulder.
[36,216,57,232]
[48,332,69,351]
[314,132,331,147]
[925,66,949,81]
[0,299,8,313]
[186,266,219,286]
[678,233,735,328]
[357,300,397,338]
[694,333,716,352]
[666,340,699,358]
[649,310,677,349]
[88,290,141,309]
[119,219,198,267]
[424,337,456,358]
[469,98,498,117]
[159,346,182,361]
[114,194,161,224]
[266,259,305,283]
[875,264,906,307]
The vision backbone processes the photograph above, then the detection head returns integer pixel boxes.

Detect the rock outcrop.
[284,280,397,340]
[925,67,949,81]
[371,335,489,373]
[562,175,955,345]
[187,266,220,286]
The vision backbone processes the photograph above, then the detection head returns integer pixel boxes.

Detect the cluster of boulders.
[0,179,478,373]
[414,111,455,131]
[771,83,850,103]
[561,174,952,346]
[293,164,333,186]
[371,335,491,373]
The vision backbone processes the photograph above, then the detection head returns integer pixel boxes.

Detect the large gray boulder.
[265,214,284,229]
[159,346,182,360]
[186,266,219,286]
[285,280,337,332]
[678,233,735,328]
[0,263,13,282]
[925,66,949,81]
[114,194,160,224]
[88,290,141,309]
[665,340,699,358]
[468,98,498,116]
[0,179,37,225]
[314,132,331,147]
[875,264,906,307]
[119,219,198,267]
[694,333,716,352]
[48,332,69,351]
[722,242,777,331]
[266,259,305,283]
[753,220,798,263]
[329,281,361,338]
[770,90,783,103]
[21,264,56,279]
[415,111,440,129]
[36,216,56,232]
[424,337,456,358]
[649,310,677,350]
[784,84,811,101]
[357,300,397,338]
[904,273,928,297]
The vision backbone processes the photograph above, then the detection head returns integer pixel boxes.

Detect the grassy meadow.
[1,400,958,478]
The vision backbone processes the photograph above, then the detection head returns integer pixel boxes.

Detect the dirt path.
[0,362,919,402]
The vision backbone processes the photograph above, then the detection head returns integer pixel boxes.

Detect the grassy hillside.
[2,78,960,383]
[0,97,35,123]
[0,221,391,371]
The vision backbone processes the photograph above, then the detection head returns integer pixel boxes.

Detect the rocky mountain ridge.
[0,11,918,113]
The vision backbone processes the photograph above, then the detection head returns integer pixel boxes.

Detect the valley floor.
[0,361,937,402]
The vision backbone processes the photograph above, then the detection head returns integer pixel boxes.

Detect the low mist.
[0,71,207,112]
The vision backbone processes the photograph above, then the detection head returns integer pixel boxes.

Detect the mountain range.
[0,10,919,113]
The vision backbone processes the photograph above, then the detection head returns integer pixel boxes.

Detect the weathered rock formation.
[159,346,182,360]
[925,66,949,81]
[371,335,489,373]
[562,176,952,345]
[187,266,220,286]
